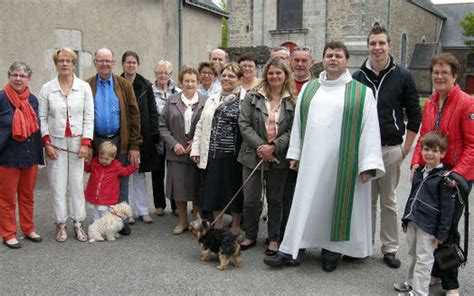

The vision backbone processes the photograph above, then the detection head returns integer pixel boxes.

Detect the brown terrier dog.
[189,214,242,270]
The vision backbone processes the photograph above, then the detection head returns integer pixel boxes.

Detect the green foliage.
[220,0,228,48]
[460,12,474,49]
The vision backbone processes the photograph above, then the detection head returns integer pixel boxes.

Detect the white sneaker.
[141,214,153,223]
[129,217,136,225]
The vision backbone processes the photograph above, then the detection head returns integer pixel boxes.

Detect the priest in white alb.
[264,41,385,272]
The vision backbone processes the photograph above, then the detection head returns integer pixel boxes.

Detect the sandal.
[56,225,67,242]
[173,224,189,235]
[74,226,88,242]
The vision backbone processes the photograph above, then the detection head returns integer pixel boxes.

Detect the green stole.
[300,79,366,241]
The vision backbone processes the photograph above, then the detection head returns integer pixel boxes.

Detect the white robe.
[280,70,385,259]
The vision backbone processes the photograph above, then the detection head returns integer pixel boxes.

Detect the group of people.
[0,24,472,296]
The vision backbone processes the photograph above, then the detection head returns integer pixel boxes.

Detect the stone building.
[436,3,474,94]
[228,0,445,73]
[0,0,227,92]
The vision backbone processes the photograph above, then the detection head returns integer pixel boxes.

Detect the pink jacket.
[84,157,137,205]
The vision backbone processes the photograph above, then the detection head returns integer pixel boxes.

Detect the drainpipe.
[179,0,184,69]
[387,0,391,32]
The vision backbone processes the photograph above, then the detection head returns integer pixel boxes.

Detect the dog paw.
[217,265,227,270]
[200,256,210,262]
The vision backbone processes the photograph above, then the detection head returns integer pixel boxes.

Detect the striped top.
[208,98,240,159]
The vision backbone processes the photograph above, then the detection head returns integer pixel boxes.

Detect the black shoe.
[264,249,278,256]
[119,224,131,236]
[3,240,21,249]
[25,234,42,243]
[321,249,341,272]
[342,255,367,262]
[240,240,256,250]
[393,281,412,292]
[264,251,300,267]
[384,253,401,268]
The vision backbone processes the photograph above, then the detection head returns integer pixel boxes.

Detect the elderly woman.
[197,61,221,97]
[38,48,94,242]
[121,50,160,224]
[238,54,259,91]
[0,62,44,248]
[152,60,180,216]
[159,66,206,234]
[191,63,246,235]
[238,57,296,254]
[410,53,474,296]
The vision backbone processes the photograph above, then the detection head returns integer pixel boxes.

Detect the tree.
[460,12,474,49]
[219,0,228,48]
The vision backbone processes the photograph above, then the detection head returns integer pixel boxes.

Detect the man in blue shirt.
[87,48,142,235]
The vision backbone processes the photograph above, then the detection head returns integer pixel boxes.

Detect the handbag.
[434,172,470,271]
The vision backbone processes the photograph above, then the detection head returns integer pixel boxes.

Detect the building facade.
[0,0,226,92]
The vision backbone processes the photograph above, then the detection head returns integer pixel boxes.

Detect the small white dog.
[88,202,132,243]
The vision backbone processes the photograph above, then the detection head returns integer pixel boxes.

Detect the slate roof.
[435,3,474,48]
[409,0,446,19]
[185,0,229,18]
[408,43,439,69]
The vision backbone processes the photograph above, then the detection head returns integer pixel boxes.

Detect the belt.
[95,133,119,140]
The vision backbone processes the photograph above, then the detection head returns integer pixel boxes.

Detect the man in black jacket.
[353,25,422,269]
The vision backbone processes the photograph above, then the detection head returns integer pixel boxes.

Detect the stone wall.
[228,0,253,47]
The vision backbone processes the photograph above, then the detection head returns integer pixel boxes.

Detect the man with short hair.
[270,46,290,65]
[209,48,228,67]
[86,48,142,235]
[352,26,421,269]
[291,46,314,94]
[265,41,384,272]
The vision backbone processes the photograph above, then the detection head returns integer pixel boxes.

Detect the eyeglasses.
[155,71,171,76]
[9,73,29,79]
[240,63,256,69]
[431,71,452,78]
[200,71,215,76]
[293,46,312,54]
[95,59,115,65]
[57,59,73,65]
[221,74,238,79]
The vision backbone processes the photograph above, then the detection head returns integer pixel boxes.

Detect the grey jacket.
[238,90,294,170]
[159,92,207,163]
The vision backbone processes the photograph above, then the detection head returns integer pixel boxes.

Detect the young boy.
[84,141,137,221]
[394,131,456,296]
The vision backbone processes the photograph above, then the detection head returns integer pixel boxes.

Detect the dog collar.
[110,210,123,219]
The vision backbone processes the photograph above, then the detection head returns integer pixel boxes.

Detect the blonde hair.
[98,141,117,158]
[53,48,78,65]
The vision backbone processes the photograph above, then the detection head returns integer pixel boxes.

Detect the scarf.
[181,92,199,134]
[4,83,39,141]
[219,86,241,105]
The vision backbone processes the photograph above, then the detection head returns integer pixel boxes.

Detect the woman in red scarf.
[0,62,44,249]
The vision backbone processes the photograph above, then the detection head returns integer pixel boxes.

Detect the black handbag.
[434,173,470,271]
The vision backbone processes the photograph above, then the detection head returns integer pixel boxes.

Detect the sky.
[431,0,474,3]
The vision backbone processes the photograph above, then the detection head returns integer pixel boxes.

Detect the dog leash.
[211,159,264,226]
[47,144,79,154]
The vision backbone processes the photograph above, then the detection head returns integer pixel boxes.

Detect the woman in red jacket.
[411,53,474,296]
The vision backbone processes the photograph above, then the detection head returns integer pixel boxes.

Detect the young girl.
[84,141,137,221]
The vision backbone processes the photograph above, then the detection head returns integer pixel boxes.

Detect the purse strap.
[450,172,470,259]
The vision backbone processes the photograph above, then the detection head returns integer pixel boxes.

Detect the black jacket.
[402,166,456,241]
[121,73,161,172]
[352,56,421,146]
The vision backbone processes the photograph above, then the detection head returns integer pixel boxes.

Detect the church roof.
[435,3,474,49]
[409,0,446,19]
[408,43,439,69]
[185,0,229,18]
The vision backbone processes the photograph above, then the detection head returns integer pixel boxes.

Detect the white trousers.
[87,202,111,222]
[47,136,86,224]
[406,222,437,296]
[372,144,403,254]
[128,172,150,216]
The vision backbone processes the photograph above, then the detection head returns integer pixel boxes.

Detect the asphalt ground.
[1,151,473,296]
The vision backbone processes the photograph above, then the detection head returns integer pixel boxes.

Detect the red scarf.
[4,83,39,141]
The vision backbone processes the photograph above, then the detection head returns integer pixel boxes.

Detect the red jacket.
[411,85,474,181]
[84,157,137,206]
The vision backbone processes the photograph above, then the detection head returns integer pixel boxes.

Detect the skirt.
[166,160,199,202]
[197,155,243,213]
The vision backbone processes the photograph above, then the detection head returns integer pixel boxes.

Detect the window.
[468,54,474,68]
[400,33,407,68]
[277,0,303,30]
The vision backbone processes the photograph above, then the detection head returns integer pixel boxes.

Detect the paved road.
[1,152,472,295]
